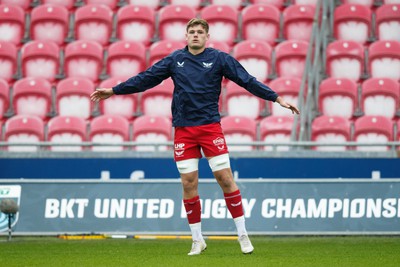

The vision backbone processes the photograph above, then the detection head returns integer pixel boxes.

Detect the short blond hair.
[186,18,209,33]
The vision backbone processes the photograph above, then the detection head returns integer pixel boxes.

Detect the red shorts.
[174,122,229,161]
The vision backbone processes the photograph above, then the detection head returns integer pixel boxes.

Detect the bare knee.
[181,171,199,198]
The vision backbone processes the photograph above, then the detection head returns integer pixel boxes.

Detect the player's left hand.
[276,96,300,114]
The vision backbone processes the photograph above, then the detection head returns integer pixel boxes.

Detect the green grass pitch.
[0,236,399,267]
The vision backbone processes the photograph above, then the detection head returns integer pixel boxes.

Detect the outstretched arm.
[275,96,300,114]
[90,88,114,102]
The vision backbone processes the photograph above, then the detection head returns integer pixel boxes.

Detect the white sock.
[234,215,247,237]
[189,222,204,241]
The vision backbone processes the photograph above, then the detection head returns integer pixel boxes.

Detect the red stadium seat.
[248,0,285,10]
[4,114,44,152]
[233,40,272,83]
[42,0,75,11]
[140,78,173,118]
[98,77,138,120]
[318,77,358,119]
[293,0,318,5]
[107,41,146,78]
[21,40,60,82]
[209,0,245,10]
[354,115,393,151]
[200,5,239,46]
[311,115,351,151]
[334,4,372,44]
[241,4,280,45]
[220,115,257,151]
[30,4,69,46]
[157,5,197,42]
[0,41,17,83]
[326,40,365,81]
[168,0,203,10]
[283,4,315,42]
[225,80,267,119]
[361,77,399,118]
[148,40,185,66]
[269,77,301,116]
[0,4,25,45]
[206,40,231,53]
[12,77,53,119]
[340,0,374,7]
[74,4,113,46]
[47,115,87,151]
[259,115,294,151]
[56,77,95,119]
[84,0,119,10]
[368,40,400,80]
[375,4,400,41]
[275,40,308,78]
[126,0,163,10]
[0,78,9,120]
[116,5,155,46]
[132,115,172,151]
[64,40,104,82]
[90,114,130,151]
[1,0,31,10]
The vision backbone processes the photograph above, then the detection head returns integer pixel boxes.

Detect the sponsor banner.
[0,185,21,232]
[0,180,399,234]
[0,157,399,179]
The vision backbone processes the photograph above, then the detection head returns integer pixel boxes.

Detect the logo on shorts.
[213,137,225,146]
[174,143,185,157]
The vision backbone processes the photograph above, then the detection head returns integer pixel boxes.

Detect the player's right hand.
[90,88,114,102]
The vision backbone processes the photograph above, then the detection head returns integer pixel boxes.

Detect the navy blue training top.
[112,46,279,127]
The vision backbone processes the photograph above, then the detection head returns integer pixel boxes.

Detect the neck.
[188,46,205,55]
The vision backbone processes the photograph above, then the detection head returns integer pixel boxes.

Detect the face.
[186,24,209,51]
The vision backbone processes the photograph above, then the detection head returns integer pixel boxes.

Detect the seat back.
[140,78,174,117]
[47,115,87,151]
[368,40,400,80]
[0,41,17,82]
[275,40,308,78]
[311,115,351,151]
[132,115,172,151]
[259,115,294,151]
[0,78,9,120]
[283,4,315,42]
[220,115,257,151]
[0,4,25,45]
[269,77,301,116]
[375,4,400,41]
[354,115,393,151]
[5,115,44,152]
[148,40,185,65]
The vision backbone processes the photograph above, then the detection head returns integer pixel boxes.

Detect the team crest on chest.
[202,62,213,68]
[177,61,185,67]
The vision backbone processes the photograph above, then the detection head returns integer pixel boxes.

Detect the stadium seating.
[368,40,400,81]
[0,4,25,45]
[0,78,9,120]
[200,5,239,46]
[220,115,257,151]
[56,77,95,119]
[106,40,146,78]
[318,77,358,119]
[353,115,393,151]
[361,77,399,118]
[74,4,113,46]
[269,77,301,116]
[4,114,44,152]
[248,0,285,9]
[47,115,88,151]
[0,0,31,10]
[274,40,308,78]
[225,80,267,119]
[42,0,75,11]
[326,40,365,81]
[206,40,231,53]
[116,5,155,46]
[311,115,351,151]
[20,40,60,82]
[64,40,104,82]
[240,4,280,45]
[98,77,138,120]
[333,4,372,44]
[375,4,400,41]
[157,5,197,42]
[140,78,173,118]
[232,40,272,83]
[12,77,53,119]
[259,115,294,151]
[293,0,318,5]
[85,0,119,10]
[209,0,244,10]
[30,4,69,46]
[0,41,17,83]
[132,115,172,151]
[127,0,163,10]
[89,114,130,151]
[168,0,203,10]
[283,4,315,42]
[148,40,185,65]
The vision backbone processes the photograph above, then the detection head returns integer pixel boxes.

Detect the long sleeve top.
[112,46,279,127]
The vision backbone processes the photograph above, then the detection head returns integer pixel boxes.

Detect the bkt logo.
[0,185,21,233]
[213,137,225,146]
[175,143,185,149]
